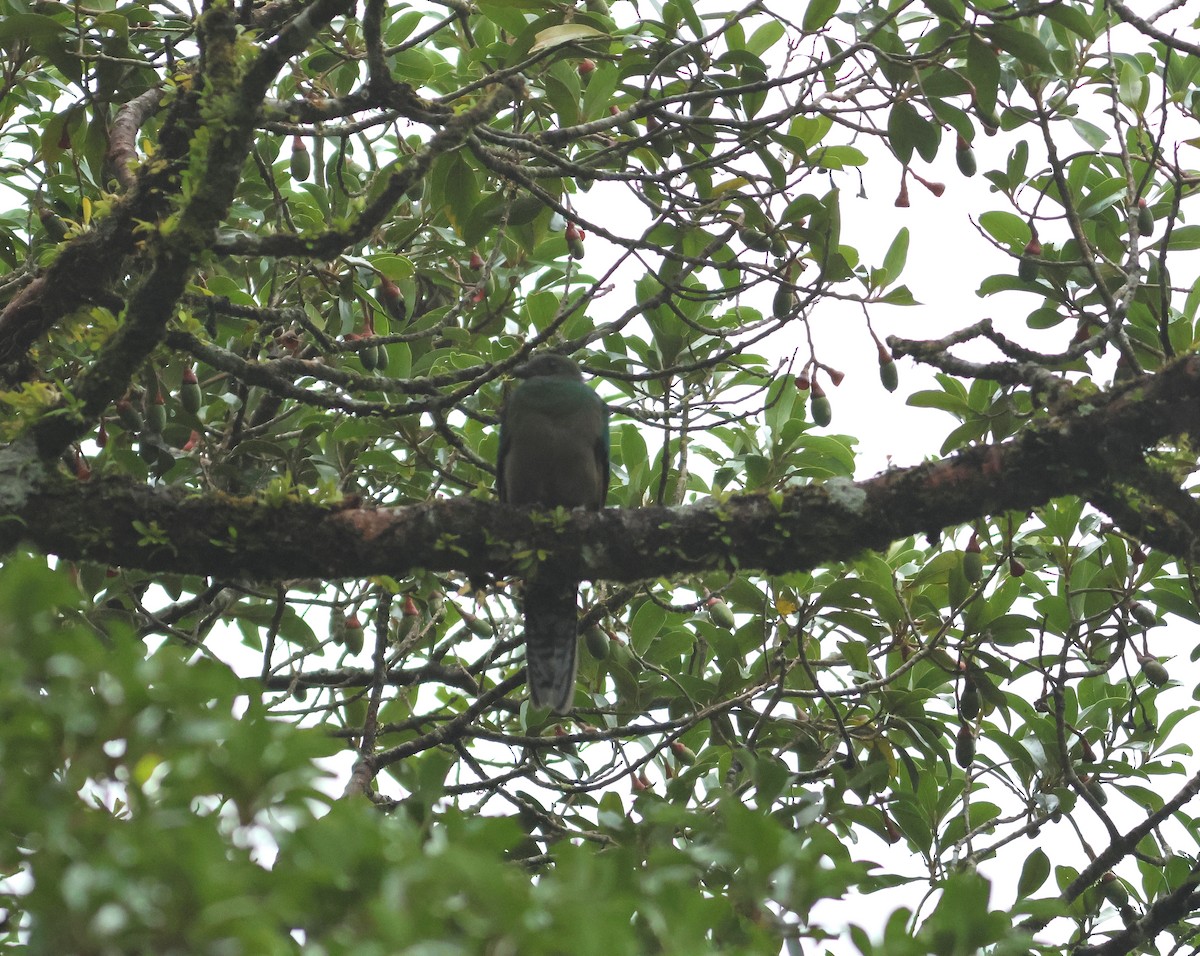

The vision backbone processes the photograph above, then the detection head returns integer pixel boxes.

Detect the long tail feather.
[523,576,580,714]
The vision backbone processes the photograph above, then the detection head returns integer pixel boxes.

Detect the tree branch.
[10,355,1200,580]
[107,87,166,191]
[213,77,523,258]
[1106,0,1200,57]
[1074,865,1200,956]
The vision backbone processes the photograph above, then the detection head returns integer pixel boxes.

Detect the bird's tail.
[523,576,580,714]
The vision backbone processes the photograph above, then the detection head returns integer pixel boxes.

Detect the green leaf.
[888,103,912,167]
[908,389,970,418]
[889,101,939,165]
[812,144,868,169]
[1069,117,1109,149]
[978,210,1030,247]
[1026,307,1066,330]
[919,870,1013,954]
[1118,60,1148,112]
[1168,225,1200,250]
[1044,4,1095,41]
[1075,177,1126,220]
[982,24,1052,71]
[1017,848,1051,898]
[966,34,1000,118]
[529,22,607,53]
[879,285,917,305]
[802,0,838,32]
[435,154,481,236]
[746,20,785,57]
[0,12,66,40]
[978,273,1046,297]
[881,227,910,285]
[924,0,964,19]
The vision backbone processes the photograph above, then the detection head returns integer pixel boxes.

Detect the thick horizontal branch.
[10,355,1200,581]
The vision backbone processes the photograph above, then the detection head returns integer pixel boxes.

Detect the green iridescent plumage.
[498,354,609,713]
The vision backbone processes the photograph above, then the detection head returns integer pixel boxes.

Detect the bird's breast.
[502,416,605,509]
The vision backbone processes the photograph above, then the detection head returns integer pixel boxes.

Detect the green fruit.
[406,178,425,201]
[116,400,142,433]
[707,599,735,629]
[773,283,797,318]
[770,234,788,257]
[811,394,832,427]
[1136,199,1154,237]
[461,611,494,638]
[378,278,407,324]
[1140,657,1169,687]
[1087,778,1108,806]
[37,204,69,242]
[879,358,899,393]
[959,680,980,720]
[375,345,390,372]
[566,223,585,259]
[1019,237,1042,282]
[146,401,166,433]
[180,372,202,414]
[649,131,674,158]
[584,625,610,661]
[741,227,772,252]
[955,725,976,768]
[963,549,983,584]
[671,741,697,765]
[955,143,977,178]
[1100,873,1128,907]
[344,620,365,655]
[1130,601,1157,629]
[361,345,379,371]
[393,611,422,642]
[289,136,310,182]
[585,0,610,13]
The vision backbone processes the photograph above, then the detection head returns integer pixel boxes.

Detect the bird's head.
[512,353,584,381]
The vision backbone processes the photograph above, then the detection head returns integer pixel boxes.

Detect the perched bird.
[497,354,609,713]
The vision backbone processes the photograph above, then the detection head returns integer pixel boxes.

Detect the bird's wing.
[593,397,610,507]
[496,401,512,503]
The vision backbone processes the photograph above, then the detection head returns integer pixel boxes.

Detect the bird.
[497,353,609,713]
